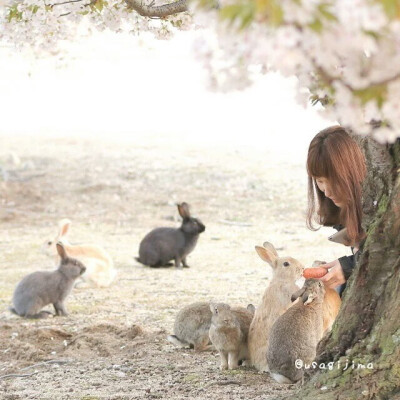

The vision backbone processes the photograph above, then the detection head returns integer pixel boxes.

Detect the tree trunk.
[283,139,400,400]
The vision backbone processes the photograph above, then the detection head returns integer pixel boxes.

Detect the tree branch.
[48,0,89,6]
[124,0,188,17]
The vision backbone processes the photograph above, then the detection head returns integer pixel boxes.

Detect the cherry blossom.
[1,0,400,143]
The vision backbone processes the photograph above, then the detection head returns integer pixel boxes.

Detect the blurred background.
[0,30,331,154]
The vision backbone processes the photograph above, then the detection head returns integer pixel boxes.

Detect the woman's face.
[315,177,343,207]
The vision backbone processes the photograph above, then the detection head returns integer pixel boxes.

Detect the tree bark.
[283,139,400,399]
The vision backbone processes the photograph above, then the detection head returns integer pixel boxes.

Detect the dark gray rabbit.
[136,202,205,268]
[11,243,86,319]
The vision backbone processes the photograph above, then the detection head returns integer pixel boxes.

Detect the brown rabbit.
[209,303,255,370]
[42,218,116,288]
[312,260,342,335]
[11,243,86,319]
[267,279,325,384]
[167,302,213,351]
[248,242,304,372]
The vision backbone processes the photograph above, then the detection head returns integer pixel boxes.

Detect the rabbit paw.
[219,363,228,371]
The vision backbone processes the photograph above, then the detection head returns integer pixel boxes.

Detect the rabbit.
[267,279,325,384]
[42,218,116,288]
[312,260,342,335]
[136,202,205,268]
[167,302,213,351]
[10,243,86,319]
[248,242,305,372]
[209,302,255,370]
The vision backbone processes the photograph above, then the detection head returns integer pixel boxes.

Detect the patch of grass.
[183,373,201,383]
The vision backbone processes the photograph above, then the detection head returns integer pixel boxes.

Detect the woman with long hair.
[306,125,366,295]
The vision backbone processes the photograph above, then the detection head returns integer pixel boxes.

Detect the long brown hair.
[306,126,366,244]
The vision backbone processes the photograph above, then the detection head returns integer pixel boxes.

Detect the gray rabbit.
[10,243,86,319]
[136,202,205,268]
[167,302,213,351]
[209,303,255,370]
[267,279,325,384]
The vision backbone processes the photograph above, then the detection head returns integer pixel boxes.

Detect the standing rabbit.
[11,243,86,319]
[42,218,116,288]
[136,202,205,268]
[209,303,255,370]
[312,260,342,335]
[248,242,305,372]
[167,302,213,351]
[267,279,325,384]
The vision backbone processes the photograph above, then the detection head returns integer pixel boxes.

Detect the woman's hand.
[319,259,346,289]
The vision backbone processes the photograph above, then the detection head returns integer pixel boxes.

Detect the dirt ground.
[0,134,349,400]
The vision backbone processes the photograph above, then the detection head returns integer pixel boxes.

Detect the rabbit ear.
[56,242,68,260]
[302,292,316,305]
[291,287,306,302]
[210,303,218,315]
[255,246,277,267]
[262,242,278,256]
[247,304,256,314]
[177,203,191,219]
[58,219,71,238]
[312,260,327,267]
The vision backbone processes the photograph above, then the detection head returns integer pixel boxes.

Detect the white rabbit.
[42,218,116,288]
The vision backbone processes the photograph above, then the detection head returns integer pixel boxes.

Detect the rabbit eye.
[48,241,52,245]
[283,261,290,267]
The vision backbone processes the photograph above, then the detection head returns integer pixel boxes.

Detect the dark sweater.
[332,224,358,279]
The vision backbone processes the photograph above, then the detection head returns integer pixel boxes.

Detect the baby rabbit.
[11,243,86,319]
[167,302,213,351]
[136,202,205,268]
[209,303,255,370]
[312,260,342,335]
[43,218,116,288]
[248,242,305,372]
[267,279,325,384]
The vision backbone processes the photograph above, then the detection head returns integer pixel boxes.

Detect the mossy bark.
[282,139,400,400]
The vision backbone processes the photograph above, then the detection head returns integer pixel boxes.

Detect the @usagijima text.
[295,359,374,371]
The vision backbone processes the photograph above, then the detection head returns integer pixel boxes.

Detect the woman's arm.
[338,255,355,280]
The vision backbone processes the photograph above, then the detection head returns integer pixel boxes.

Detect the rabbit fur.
[267,279,325,384]
[312,260,342,335]
[209,303,255,370]
[42,218,116,288]
[137,202,205,268]
[11,243,86,319]
[167,302,213,351]
[248,242,305,372]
